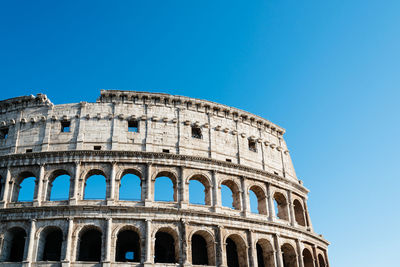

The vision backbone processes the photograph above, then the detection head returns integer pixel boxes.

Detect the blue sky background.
[1,1,400,266]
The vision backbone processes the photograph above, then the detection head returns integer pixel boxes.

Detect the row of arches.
[1,168,310,227]
[1,224,327,266]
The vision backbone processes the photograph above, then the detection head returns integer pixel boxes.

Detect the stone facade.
[0,90,329,267]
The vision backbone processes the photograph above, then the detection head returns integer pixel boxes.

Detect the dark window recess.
[94,146,101,151]
[191,126,202,139]
[226,159,232,162]
[61,121,71,132]
[248,140,257,152]
[128,120,139,132]
[274,171,279,175]
[26,149,33,153]
[0,128,9,140]
[162,149,170,153]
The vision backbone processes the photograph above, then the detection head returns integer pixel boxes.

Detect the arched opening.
[4,227,26,262]
[226,235,247,267]
[84,170,107,200]
[78,228,102,262]
[154,230,177,263]
[318,254,326,267]
[249,185,267,215]
[14,172,36,202]
[115,229,141,262]
[48,171,70,201]
[281,243,297,267]
[40,227,63,261]
[192,234,208,265]
[302,248,313,267]
[154,172,176,202]
[221,180,241,210]
[119,171,141,201]
[256,239,274,267]
[189,175,211,205]
[293,199,306,226]
[273,192,289,221]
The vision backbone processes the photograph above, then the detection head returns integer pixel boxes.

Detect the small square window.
[0,128,8,140]
[248,140,257,152]
[191,126,202,139]
[162,149,170,153]
[26,149,33,153]
[226,158,232,162]
[61,121,71,132]
[128,120,139,132]
[94,146,101,151]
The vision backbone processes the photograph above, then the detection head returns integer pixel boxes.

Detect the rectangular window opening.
[94,146,102,151]
[191,126,202,139]
[248,140,257,152]
[61,121,71,133]
[0,128,9,140]
[128,120,139,132]
[226,158,232,162]
[162,149,170,153]
[26,149,33,153]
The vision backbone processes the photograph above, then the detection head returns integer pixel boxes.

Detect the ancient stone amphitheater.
[0,90,329,267]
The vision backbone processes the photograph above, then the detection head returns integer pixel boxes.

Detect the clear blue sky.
[1,1,400,266]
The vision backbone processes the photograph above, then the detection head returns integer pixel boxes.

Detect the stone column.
[312,245,320,267]
[24,219,36,264]
[107,162,116,204]
[212,171,221,213]
[144,219,153,265]
[181,219,189,266]
[70,161,80,205]
[241,177,249,216]
[273,234,283,267]
[33,164,45,206]
[217,226,227,267]
[104,218,112,264]
[287,191,296,226]
[248,230,256,267]
[266,183,275,221]
[296,239,305,267]
[144,163,153,207]
[179,167,188,209]
[303,199,314,231]
[62,218,74,266]
[0,168,11,208]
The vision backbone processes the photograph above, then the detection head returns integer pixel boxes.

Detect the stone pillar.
[104,218,112,264]
[287,191,296,226]
[296,239,305,267]
[107,162,116,204]
[273,234,283,267]
[217,226,227,267]
[24,219,36,264]
[248,230,256,267]
[70,161,80,205]
[181,219,189,266]
[241,177,249,216]
[144,219,153,265]
[179,167,188,209]
[266,183,275,221]
[144,163,153,207]
[312,245,320,267]
[33,164,45,206]
[0,168,11,208]
[62,218,73,266]
[40,109,53,152]
[303,199,314,231]
[212,171,221,212]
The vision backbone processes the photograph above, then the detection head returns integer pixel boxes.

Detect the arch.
[83,170,107,200]
[249,185,267,215]
[3,227,27,262]
[154,171,177,202]
[273,192,289,221]
[47,170,71,201]
[13,171,36,202]
[256,239,274,267]
[302,248,313,267]
[119,170,142,201]
[154,227,179,263]
[38,226,63,261]
[77,226,102,262]
[318,254,326,267]
[281,243,297,267]
[188,174,212,205]
[225,234,247,267]
[190,230,215,265]
[293,199,306,226]
[221,179,241,210]
[115,228,141,262]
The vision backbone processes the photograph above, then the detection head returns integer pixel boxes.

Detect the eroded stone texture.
[0,91,329,267]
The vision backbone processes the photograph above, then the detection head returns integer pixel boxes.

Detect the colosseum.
[0,90,329,267]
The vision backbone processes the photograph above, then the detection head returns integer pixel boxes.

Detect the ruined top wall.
[0,90,298,181]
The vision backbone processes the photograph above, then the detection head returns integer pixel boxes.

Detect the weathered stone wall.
[0,91,329,267]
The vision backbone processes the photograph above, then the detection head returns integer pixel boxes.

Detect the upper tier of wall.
[0,91,298,181]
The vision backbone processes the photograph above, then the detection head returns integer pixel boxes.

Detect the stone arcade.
[0,90,329,267]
